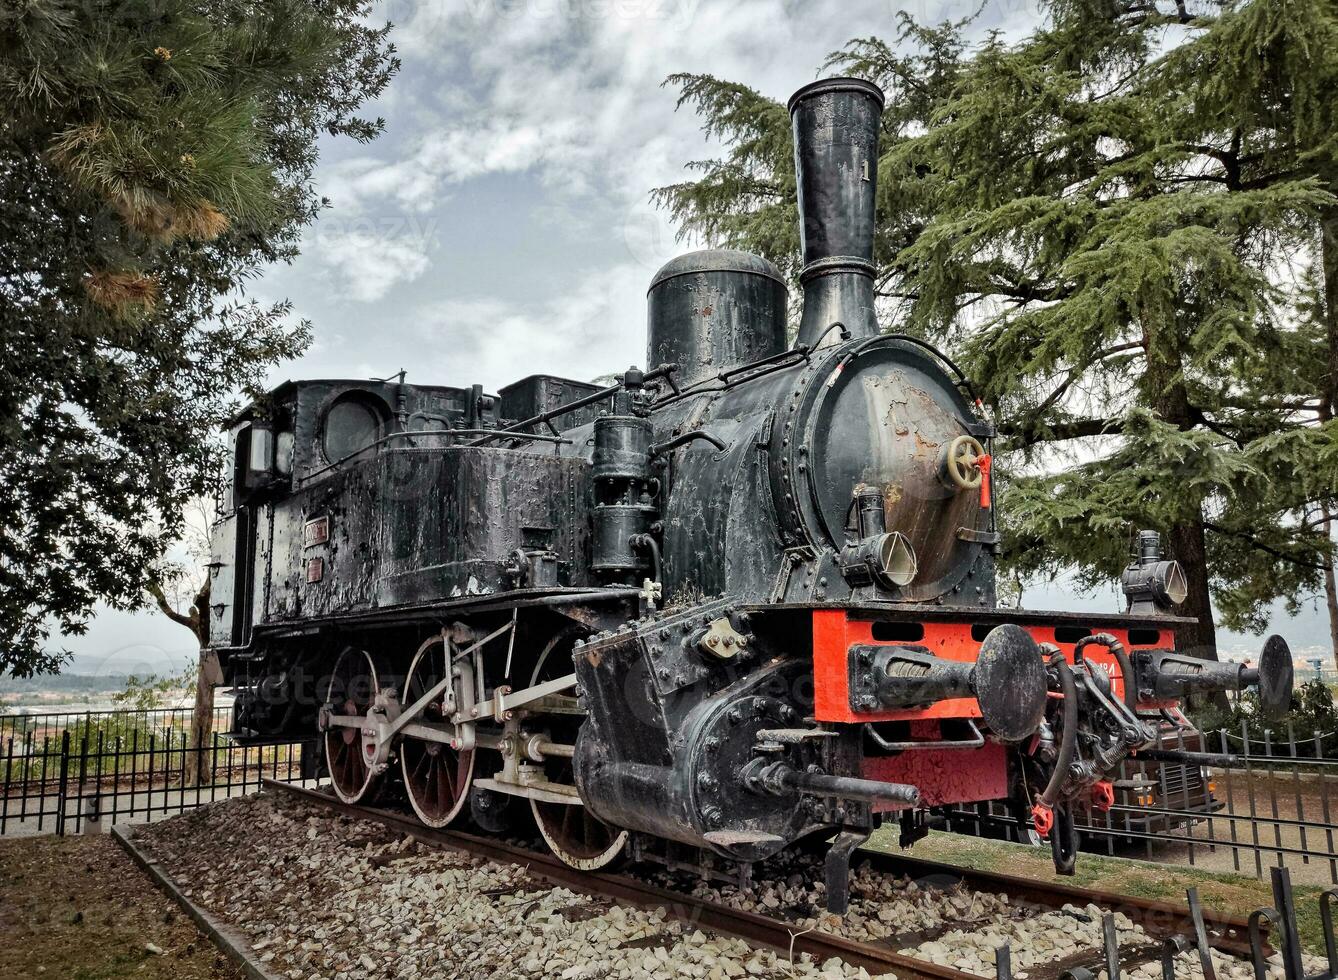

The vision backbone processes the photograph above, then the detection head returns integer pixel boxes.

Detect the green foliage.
[110,666,196,711]
[1189,679,1338,756]
[658,2,1338,651]
[0,1,399,675]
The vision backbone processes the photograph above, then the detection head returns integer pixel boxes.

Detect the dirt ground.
[0,832,243,980]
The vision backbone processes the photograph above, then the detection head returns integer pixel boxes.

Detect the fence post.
[55,730,71,837]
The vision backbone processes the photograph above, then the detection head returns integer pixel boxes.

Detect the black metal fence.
[0,708,313,837]
[946,719,1338,886]
[7,708,1337,891]
[0,706,231,745]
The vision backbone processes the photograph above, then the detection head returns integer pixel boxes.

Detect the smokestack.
[788,77,885,349]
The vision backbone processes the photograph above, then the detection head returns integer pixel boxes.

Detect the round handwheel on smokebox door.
[323,646,387,804]
[529,633,628,870]
[400,633,475,828]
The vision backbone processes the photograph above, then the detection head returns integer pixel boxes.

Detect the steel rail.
[261,778,975,980]
[833,845,1258,957]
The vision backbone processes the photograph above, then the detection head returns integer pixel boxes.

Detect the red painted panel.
[811,610,1172,724]
[862,741,1008,809]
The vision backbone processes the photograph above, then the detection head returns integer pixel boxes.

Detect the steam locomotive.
[207,77,1294,911]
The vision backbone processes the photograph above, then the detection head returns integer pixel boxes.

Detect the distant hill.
[0,673,129,694]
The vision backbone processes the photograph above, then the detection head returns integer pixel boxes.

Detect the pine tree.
[657,2,1338,660]
[0,0,398,675]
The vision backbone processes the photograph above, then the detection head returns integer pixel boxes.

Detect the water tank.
[646,249,787,387]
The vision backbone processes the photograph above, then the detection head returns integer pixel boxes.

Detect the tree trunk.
[1167,514,1218,661]
[1140,316,1219,662]
[1325,513,1338,674]
[185,650,221,787]
[1322,213,1338,671]
[184,578,215,788]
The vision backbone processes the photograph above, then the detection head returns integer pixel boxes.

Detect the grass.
[868,826,1333,954]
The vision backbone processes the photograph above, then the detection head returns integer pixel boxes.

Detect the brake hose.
[1040,649,1078,809]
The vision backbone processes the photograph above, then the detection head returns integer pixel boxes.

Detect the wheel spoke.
[324,648,380,804]
[402,636,472,828]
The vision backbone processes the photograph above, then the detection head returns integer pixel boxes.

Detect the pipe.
[629,534,661,584]
[1134,748,1243,768]
[300,427,572,483]
[649,430,726,456]
[469,363,680,446]
[788,78,885,349]
[1040,651,1079,809]
[1074,633,1137,712]
[776,766,920,806]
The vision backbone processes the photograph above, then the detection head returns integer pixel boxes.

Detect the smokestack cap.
[787,76,885,115]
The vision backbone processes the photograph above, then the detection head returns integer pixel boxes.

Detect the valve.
[977,453,992,509]
[941,435,986,491]
[1091,780,1115,813]
[1031,802,1055,840]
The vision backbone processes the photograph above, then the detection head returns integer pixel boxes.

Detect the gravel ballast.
[135,793,888,980]
[134,791,1326,980]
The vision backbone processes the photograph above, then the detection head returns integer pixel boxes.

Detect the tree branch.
[1203,521,1328,571]
[998,417,1122,449]
[148,581,198,631]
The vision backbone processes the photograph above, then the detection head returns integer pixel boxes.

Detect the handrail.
[299,427,571,484]
[467,363,680,447]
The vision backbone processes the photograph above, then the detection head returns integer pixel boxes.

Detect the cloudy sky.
[60,0,1331,677]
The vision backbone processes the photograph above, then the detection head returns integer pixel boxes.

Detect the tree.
[657,3,1338,661]
[0,1,398,676]
[148,498,216,786]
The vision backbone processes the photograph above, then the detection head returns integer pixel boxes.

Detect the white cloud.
[335,0,891,223]
[314,228,434,302]
[409,261,650,391]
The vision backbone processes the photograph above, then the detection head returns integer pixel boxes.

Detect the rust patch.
[556,902,610,922]
[883,403,909,435]
[912,432,939,458]
[584,648,603,667]
[700,305,714,316]
[619,931,677,950]
[883,483,903,512]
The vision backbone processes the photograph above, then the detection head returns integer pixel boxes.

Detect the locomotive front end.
[569,74,1296,912]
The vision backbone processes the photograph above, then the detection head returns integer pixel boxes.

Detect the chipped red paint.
[862,732,1007,809]
[1091,780,1115,812]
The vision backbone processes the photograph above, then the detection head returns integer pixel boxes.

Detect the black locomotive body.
[209,78,1294,910]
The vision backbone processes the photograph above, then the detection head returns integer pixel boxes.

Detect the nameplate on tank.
[303,516,330,547]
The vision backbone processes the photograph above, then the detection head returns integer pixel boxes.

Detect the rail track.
[255,778,1265,980]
